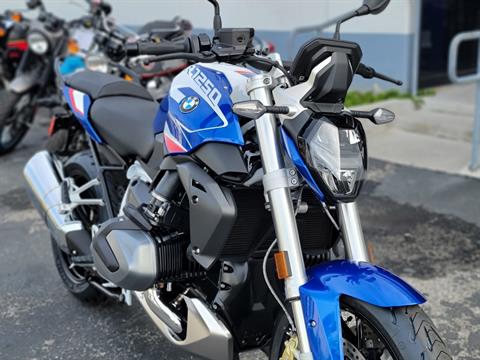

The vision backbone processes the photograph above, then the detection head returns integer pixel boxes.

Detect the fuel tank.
[154,62,257,154]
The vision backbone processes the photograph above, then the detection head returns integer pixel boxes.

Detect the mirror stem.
[207,0,222,34]
[333,10,356,40]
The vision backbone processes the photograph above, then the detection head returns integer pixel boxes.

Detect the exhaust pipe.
[23,151,85,253]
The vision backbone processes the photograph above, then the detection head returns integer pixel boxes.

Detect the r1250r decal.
[187,65,222,106]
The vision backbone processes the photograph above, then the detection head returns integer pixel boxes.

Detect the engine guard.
[299,260,426,360]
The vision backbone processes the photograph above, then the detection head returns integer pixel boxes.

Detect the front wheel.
[270,297,452,360]
[0,90,34,155]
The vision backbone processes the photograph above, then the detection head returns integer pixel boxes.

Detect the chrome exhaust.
[135,290,233,360]
[23,151,84,252]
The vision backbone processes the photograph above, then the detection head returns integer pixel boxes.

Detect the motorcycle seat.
[64,70,153,101]
[90,95,158,160]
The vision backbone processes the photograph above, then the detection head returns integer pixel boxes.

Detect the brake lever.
[357,63,403,86]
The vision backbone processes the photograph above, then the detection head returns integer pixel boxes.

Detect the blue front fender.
[299,260,426,360]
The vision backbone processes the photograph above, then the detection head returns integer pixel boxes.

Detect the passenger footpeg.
[59,178,105,214]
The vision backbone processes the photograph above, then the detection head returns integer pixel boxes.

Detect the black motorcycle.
[0,0,70,154]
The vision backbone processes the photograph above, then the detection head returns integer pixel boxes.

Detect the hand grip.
[125,41,187,57]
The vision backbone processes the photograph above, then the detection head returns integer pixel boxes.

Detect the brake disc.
[344,338,367,360]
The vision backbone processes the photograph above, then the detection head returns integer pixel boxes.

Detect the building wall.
[2,0,417,92]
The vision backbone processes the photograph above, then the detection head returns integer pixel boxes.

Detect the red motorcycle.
[0,10,29,86]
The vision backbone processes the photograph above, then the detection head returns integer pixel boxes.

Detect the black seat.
[64,70,153,101]
[90,96,158,160]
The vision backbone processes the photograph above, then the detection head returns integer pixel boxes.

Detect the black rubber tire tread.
[341,297,452,360]
[269,297,452,360]
[0,90,19,126]
[0,90,30,155]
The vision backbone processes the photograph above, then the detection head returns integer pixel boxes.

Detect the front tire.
[270,297,452,360]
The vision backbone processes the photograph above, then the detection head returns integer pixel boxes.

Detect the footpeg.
[59,178,105,214]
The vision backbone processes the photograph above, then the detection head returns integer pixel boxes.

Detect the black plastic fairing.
[212,259,282,350]
[65,229,93,256]
[177,162,237,269]
[291,38,362,81]
[290,38,362,113]
[194,142,248,177]
[301,51,353,113]
[146,134,166,169]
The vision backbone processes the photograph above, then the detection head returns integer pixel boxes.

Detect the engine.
[91,161,338,291]
[91,171,203,291]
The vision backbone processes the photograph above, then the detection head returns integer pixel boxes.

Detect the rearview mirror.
[26,0,42,10]
[333,0,390,39]
[362,0,390,15]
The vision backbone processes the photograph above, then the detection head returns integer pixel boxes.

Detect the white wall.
[1,0,415,34]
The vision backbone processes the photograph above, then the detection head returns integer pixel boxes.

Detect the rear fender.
[299,260,426,360]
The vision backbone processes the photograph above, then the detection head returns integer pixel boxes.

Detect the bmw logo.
[180,96,200,113]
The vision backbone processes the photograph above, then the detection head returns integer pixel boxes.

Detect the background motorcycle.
[0,0,75,154]
[24,0,452,359]
[86,13,192,100]
[0,9,29,88]
[0,0,191,155]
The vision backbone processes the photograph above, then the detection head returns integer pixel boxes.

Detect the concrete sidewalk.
[360,83,480,178]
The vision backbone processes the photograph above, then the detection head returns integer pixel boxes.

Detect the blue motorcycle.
[24,0,451,359]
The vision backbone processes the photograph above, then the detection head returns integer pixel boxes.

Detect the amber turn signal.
[11,12,23,23]
[274,251,292,280]
[67,39,80,54]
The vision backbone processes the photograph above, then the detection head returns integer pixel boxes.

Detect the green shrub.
[345,88,436,109]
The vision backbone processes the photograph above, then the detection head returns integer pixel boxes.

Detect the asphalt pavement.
[0,114,479,360]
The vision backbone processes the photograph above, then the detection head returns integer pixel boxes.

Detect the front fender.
[299,260,425,360]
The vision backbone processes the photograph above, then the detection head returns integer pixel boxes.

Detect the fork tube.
[247,74,311,354]
[337,201,370,262]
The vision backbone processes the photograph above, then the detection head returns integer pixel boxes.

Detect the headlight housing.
[85,55,109,73]
[298,116,367,201]
[27,31,49,55]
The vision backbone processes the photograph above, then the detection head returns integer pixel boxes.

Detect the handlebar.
[125,40,189,57]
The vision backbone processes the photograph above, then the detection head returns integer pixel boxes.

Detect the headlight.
[298,116,366,200]
[27,32,49,55]
[85,55,109,73]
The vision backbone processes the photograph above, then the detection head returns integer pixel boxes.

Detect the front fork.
[337,202,369,262]
[247,74,312,355]
[247,74,370,357]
